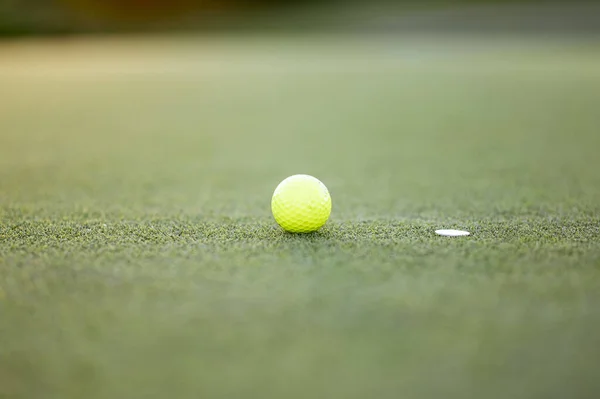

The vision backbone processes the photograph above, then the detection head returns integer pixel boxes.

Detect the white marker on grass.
[435,229,470,237]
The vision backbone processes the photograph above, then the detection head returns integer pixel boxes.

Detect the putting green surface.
[1,35,600,398]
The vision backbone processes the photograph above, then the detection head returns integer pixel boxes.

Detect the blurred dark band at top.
[4,0,326,34]
[2,0,600,36]
[62,0,237,19]
[60,0,318,19]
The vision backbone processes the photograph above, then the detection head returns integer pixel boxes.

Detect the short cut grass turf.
[1,35,600,399]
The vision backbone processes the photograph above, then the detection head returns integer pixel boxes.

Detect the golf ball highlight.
[271,174,332,233]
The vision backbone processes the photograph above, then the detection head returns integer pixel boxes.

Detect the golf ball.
[271,174,332,233]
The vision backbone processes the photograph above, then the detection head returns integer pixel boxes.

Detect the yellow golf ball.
[271,174,332,233]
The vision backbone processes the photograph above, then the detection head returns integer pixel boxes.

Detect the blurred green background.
[2,0,600,36]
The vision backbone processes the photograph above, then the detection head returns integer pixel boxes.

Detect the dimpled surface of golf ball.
[271,174,332,233]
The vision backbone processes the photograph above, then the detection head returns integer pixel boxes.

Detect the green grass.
[1,35,600,399]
